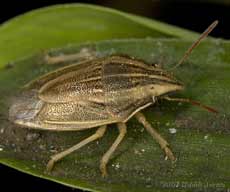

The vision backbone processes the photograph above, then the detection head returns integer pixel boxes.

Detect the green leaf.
[0,3,198,69]
[0,38,229,192]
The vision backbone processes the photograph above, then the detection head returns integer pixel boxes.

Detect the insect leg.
[44,47,96,65]
[100,123,127,177]
[135,112,176,161]
[46,125,107,172]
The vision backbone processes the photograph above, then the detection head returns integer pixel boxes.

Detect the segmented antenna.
[173,20,218,69]
[163,96,218,114]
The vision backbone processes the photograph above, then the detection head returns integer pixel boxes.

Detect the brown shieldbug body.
[9,21,218,177]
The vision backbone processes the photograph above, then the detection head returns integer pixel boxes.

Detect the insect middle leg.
[135,112,176,161]
[100,122,127,177]
[46,125,107,172]
[44,47,96,65]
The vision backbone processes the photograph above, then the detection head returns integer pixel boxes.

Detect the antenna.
[163,96,218,114]
[172,20,218,69]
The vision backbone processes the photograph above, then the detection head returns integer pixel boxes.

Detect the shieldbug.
[9,21,218,177]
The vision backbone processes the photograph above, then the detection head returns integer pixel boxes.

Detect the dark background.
[0,1,229,191]
[0,0,229,38]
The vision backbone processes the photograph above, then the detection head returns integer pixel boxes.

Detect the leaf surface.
[0,3,200,69]
[0,38,229,192]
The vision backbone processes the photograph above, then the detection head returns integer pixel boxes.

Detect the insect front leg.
[46,125,107,172]
[44,47,96,65]
[135,112,176,161]
[100,123,127,177]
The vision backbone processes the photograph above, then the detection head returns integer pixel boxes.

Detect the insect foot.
[135,112,176,161]
[164,146,176,161]
[46,156,56,172]
[100,159,108,178]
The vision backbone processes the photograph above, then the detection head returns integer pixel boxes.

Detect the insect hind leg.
[46,125,107,172]
[135,112,176,161]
